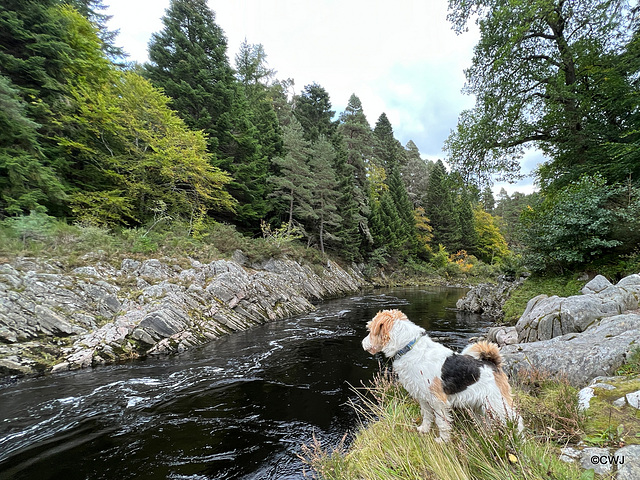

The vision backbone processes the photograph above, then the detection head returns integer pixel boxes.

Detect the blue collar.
[393,332,426,361]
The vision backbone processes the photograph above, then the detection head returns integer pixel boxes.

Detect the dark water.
[0,287,492,480]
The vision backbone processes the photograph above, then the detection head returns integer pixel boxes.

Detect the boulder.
[515,274,640,343]
[456,278,522,318]
[502,313,640,386]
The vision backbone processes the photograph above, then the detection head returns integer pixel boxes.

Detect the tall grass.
[301,371,585,480]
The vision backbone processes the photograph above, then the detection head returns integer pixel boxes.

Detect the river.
[0,287,492,480]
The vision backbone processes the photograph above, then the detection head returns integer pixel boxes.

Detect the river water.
[0,287,492,480]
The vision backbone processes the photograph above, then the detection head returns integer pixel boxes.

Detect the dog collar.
[393,332,426,361]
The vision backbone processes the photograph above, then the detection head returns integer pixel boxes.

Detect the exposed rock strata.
[501,274,640,386]
[515,274,640,343]
[0,255,365,377]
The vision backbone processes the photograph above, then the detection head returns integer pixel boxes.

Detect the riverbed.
[0,287,492,479]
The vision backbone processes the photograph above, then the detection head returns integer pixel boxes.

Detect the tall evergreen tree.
[308,137,342,254]
[387,165,419,253]
[268,118,313,230]
[481,186,495,213]
[424,160,457,250]
[373,113,404,169]
[294,83,336,142]
[401,140,433,208]
[145,0,268,226]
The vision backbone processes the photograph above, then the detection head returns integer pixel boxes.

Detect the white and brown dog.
[362,309,523,441]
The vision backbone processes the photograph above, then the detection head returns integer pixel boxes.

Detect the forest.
[1,0,639,278]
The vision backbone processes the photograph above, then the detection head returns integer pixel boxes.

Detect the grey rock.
[613,397,627,407]
[486,326,518,346]
[582,275,613,295]
[580,447,613,475]
[456,279,522,318]
[615,444,640,480]
[515,273,640,343]
[1,256,366,376]
[578,387,595,411]
[626,391,640,409]
[502,313,640,386]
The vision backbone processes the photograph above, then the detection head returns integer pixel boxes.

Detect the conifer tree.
[294,83,337,142]
[308,137,342,254]
[268,118,313,230]
[373,113,404,169]
[424,160,457,250]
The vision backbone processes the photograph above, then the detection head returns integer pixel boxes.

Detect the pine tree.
[308,137,342,254]
[294,83,336,142]
[424,160,457,250]
[268,118,313,230]
[373,113,404,169]
[481,186,495,213]
[387,165,418,253]
[401,140,432,208]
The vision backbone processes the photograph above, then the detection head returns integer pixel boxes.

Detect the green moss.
[583,376,640,447]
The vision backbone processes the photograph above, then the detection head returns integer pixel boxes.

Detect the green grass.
[302,372,585,480]
[502,274,587,324]
[0,212,324,269]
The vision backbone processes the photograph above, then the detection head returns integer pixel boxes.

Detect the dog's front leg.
[417,400,434,434]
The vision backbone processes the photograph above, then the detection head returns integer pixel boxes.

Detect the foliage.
[520,175,626,272]
[145,0,271,226]
[60,69,236,226]
[445,0,639,189]
[473,205,510,263]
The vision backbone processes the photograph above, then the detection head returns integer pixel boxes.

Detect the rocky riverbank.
[0,253,366,379]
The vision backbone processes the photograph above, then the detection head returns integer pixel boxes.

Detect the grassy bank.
[0,212,503,286]
[302,372,586,480]
[304,351,640,480]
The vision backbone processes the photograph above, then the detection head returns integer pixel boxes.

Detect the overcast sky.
[105,0,538,194]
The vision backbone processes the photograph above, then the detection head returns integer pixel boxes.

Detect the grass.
[502,274,588,324]
[0,212,325,269]
[301,371,585,480]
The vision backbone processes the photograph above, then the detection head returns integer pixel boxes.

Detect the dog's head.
[361,309,408,354]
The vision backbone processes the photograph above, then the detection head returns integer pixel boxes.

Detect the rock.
[559,446,581,463]
[613,397,627,407]
[502,313,640,386]
[456,279,522,318]
[578,387,595,411]
[486,326,518,346]
[615,444,640,480]
[582,275,613,294]
[626,391,640,409]
[0,256,366,376]
[515,274,640,343]
[580,447,613,475]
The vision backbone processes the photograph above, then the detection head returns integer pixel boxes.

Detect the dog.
[362,309,523,441]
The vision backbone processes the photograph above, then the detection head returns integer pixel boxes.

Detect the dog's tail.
[462,340,502,367]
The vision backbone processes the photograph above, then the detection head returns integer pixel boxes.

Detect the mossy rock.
[582,375,640,447]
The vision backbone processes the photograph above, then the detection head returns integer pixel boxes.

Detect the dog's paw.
[416,424,431,434]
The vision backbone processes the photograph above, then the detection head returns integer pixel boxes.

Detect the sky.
[105,0,538,194]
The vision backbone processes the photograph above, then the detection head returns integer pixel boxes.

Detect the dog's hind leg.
[417,400,434,434]
[432,402,452,442]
